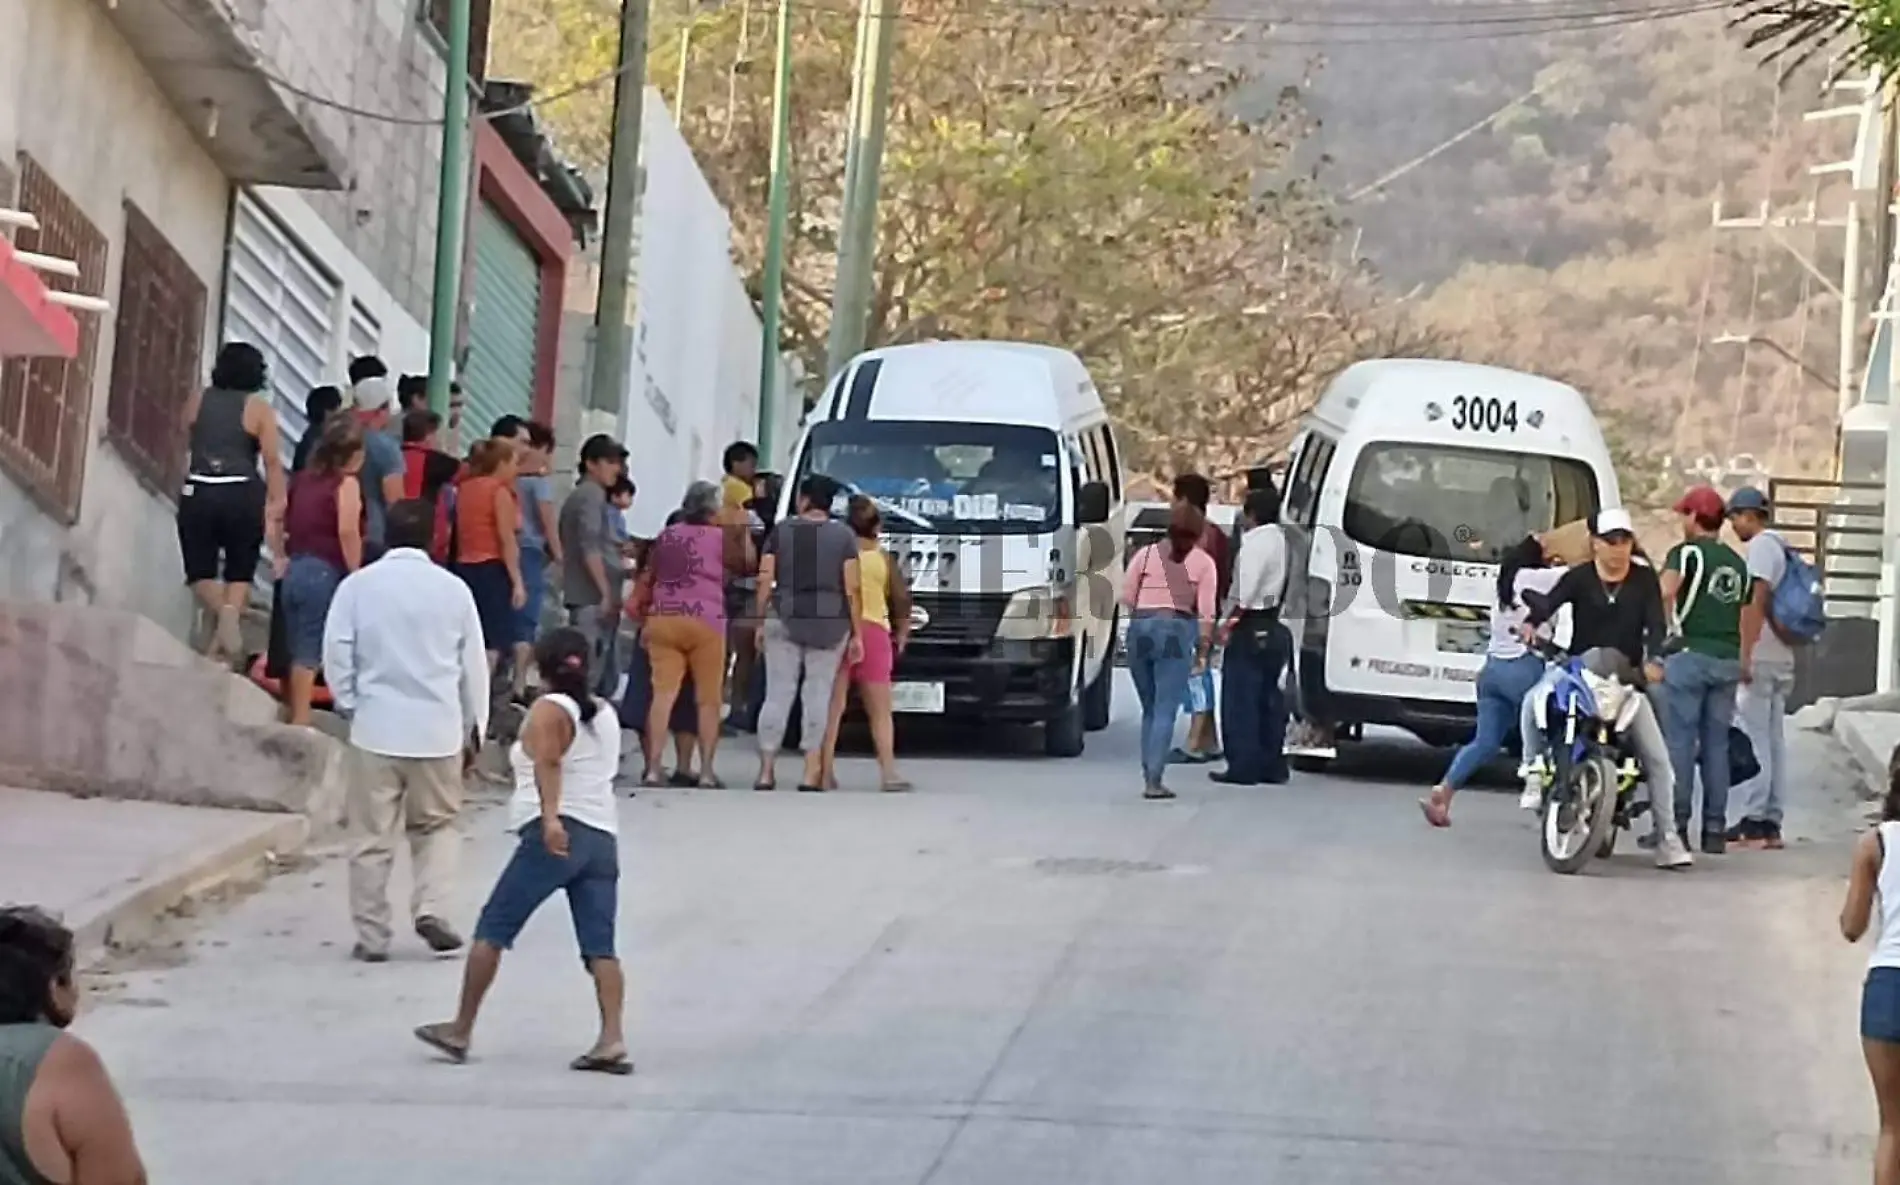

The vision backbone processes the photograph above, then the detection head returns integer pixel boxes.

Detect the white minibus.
[1280,359,1620,763]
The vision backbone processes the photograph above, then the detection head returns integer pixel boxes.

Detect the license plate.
[1437,623,1488,655]
[891,681,946,714]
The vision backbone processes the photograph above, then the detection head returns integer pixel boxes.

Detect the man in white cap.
[1517,507,1694,870]
[349,355,407,556]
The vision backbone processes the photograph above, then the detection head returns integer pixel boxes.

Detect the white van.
[1280,359,1620,760]
[783,341,1125,757]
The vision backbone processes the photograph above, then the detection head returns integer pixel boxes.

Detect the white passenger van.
[783,341,1125,757]
[1281,359,1620,761]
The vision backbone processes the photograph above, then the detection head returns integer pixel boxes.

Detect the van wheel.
[1045,698,1086,758]
[1083,658,1113,732]
[1290,754,1332,774]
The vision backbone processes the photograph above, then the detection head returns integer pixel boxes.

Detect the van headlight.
[994,584,1073,641]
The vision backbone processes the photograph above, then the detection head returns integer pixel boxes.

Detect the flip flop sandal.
[1417,796,1451,828]
[668,771,698,788]
[570,1052,634,1075]
[413,1023,469,1064]
[698,774,726,789]
[881,780,915,793]
[640,772,666,789]
[753,779,777,792]
[797,783,828,794]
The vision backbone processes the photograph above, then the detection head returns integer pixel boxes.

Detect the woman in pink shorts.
[818,496,914,791]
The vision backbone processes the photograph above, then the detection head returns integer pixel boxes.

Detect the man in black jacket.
[1518,508,1694,870]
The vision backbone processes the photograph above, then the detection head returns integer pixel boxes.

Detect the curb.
[1835,711,1894,800]
[71,813,310,962]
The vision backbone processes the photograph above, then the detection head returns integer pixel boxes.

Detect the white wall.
[0,0,231,637]
[617,92,796,536]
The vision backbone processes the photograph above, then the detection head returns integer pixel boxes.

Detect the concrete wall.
[0,0,233,637]
[250,0,448,325]
[0,0,445,641]
[0,601,348,829]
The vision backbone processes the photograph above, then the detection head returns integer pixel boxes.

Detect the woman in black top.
[178,343,286,663]
[1518,509,1693,870]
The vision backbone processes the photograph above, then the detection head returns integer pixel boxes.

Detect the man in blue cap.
[1725,486,1794,850]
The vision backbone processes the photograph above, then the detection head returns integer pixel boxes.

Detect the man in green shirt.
[1657,485,1749,853]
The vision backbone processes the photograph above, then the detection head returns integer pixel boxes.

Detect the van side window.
[1286,436,1334,527]
[1095,426,1122,497]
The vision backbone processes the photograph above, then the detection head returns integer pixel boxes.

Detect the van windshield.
[796,419,1064,534]
[1342,443,1600,563]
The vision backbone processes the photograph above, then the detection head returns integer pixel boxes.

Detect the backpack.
[1766,533,1826,644]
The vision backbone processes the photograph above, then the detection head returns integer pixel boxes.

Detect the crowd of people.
[1415,485,1806,872]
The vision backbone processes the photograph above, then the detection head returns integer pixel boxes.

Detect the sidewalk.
[0,787,308,957]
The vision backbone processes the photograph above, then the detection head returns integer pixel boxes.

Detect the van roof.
[1310,359,1589,433]
[812,341,1103,429]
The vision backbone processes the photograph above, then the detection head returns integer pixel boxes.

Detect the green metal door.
[462,200,541,440]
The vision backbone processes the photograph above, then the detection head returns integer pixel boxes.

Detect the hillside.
[1255,5,1860,501]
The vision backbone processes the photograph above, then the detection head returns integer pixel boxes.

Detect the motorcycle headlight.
[1582,671,1630,722]
[995,584,1073,641]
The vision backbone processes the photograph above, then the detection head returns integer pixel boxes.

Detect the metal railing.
[1767,477,1883,613]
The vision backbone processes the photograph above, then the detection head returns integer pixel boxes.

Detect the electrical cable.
[141,0,1729,129]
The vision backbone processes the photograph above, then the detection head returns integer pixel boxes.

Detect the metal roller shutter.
[223,193,340,465]
[462,200,540,440]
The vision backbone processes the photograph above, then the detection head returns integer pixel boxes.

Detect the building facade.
[0,0,589,645]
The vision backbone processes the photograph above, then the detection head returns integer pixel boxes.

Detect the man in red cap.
[1655,485,1749,854]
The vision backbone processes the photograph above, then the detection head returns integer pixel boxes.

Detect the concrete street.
[79,676,1878,1184]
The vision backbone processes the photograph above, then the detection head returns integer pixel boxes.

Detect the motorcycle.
[1525,639,1665,874]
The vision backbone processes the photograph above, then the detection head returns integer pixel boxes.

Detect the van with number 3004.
[783,341,1125,758]
[1278,359,1619,761]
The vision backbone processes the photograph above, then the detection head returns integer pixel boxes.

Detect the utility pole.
[588,0,652,417]
[426,0,472,417]
[824,0,896,377]
[756,0,794,462]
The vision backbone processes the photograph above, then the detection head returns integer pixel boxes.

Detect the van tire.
[1290,754,1332,774]
[1045,698,1086,758]
[1083,654,1113,732]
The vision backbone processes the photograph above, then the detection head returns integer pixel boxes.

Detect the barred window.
[0,155,106,522]
[107,202,207,496]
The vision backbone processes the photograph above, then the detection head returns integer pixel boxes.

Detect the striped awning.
[0,236,78,359]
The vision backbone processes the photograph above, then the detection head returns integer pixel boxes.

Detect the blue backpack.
[1767,534,1826,644]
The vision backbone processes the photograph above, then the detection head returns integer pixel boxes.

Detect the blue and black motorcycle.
[1525,640,1653,874]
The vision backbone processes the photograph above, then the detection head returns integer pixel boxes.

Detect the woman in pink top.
[631,481,755,786]
[1120,502,1218,799]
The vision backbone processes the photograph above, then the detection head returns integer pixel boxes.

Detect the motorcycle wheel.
[1542,755,1619,875]
[1596,828,1618,860]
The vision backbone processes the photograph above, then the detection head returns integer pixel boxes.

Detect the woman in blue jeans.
[1120,503,1218,800]
[1420,535,1560,826]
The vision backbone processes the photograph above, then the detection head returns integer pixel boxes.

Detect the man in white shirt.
[1726,486,1796,850]
[323,500,490,962]
[1211,488,1292,786]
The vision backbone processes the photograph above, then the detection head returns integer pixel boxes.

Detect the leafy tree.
[1731,0,1900,71]
[491,0,1421,480]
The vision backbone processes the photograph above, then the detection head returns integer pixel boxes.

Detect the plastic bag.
[1185,669,1216,715]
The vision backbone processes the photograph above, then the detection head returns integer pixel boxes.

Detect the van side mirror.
[1077,481,1111,524]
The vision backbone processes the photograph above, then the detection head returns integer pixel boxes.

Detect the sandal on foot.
[414,1023,469,1064]
[570,1051,634,1075]
[1418,794,1451,828]
[667,771,697,788]
[640,771,665,789]
[881,779,915,793]
[698,774,726,789]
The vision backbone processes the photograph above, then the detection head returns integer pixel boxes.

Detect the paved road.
[82,677,1878,1184]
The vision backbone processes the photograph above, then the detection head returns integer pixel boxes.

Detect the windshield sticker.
[898,496,952,518]
[831,493,850,516]
[1003,502,1045,522]
[953,493,1002,521]
[1040,453,1058,468]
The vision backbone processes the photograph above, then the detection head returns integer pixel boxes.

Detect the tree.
[1730,0,1900,71]
[490,0,1420,479]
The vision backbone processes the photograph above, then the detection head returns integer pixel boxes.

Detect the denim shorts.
[473,817,620,961]
[279,554,343,669]
[1864,967,1900,1043]
[513,547,547,644]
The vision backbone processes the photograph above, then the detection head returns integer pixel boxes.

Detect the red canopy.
[0,236,79,360]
